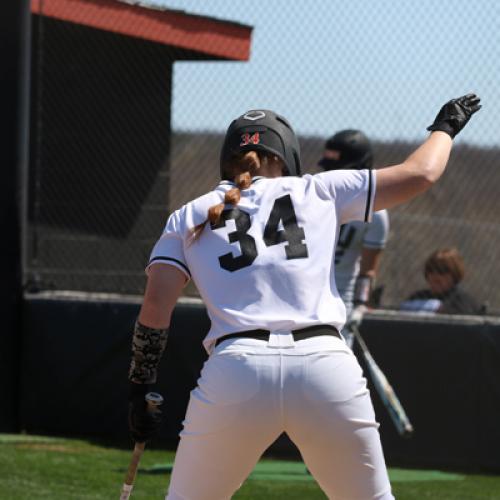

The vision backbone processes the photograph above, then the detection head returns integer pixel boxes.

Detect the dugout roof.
[30,0,253,61]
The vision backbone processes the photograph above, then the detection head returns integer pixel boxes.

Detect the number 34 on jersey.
[211,194,309,272]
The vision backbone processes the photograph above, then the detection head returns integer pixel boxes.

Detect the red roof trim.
[31,0,252,61]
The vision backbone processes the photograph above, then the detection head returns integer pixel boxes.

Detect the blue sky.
[145,0,498,146]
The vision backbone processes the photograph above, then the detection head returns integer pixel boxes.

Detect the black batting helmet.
[220,110,301,180]
[318,129,373,171]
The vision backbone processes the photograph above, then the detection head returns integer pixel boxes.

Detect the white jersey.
[148,169,376,352]
[335,210,390,308]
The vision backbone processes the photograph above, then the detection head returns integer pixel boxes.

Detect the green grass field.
[1,434,500,499]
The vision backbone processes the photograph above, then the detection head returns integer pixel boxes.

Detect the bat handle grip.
[119,391,164,498]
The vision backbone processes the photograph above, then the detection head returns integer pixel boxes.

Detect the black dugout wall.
[19,294,500,472]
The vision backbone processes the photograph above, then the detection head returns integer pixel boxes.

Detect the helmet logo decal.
[240,132,260,146]
[243,110,266,121]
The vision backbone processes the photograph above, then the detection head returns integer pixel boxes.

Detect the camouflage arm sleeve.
[128,320,169,384]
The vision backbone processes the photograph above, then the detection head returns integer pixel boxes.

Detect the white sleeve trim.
[363,240,386,250]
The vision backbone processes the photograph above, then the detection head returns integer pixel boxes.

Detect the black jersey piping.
[218,176,265,188]
[149,256,191,277]
[251,176,265,184]
[364,170,373,222]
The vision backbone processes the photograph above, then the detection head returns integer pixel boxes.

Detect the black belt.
[215,324,340,348]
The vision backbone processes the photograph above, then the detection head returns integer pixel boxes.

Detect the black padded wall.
[0,0,31,432]
[20,296,500,471]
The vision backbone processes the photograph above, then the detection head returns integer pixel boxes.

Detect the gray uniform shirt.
[334,209,390,313]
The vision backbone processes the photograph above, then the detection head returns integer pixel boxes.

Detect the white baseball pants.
[166,333,394,500]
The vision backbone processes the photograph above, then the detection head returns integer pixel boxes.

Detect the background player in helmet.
[127,95,481,500]
[319,130,390,347]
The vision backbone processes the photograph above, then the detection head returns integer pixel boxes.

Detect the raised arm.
[374,94,481,211]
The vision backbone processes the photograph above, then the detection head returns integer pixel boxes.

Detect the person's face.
[425,271,455,295]
[323,148,341,161]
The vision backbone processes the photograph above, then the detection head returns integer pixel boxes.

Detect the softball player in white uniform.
[127,95,481,500]
[335,212,390,314]
[318,129,390,346]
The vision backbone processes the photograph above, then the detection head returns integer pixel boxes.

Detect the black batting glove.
[128,382,163,443]
[427,93,481,138]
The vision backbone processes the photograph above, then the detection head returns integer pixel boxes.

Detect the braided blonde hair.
[189,151,261,243]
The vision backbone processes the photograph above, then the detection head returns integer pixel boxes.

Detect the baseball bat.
[347,309,414,437]
[119,392,164,500]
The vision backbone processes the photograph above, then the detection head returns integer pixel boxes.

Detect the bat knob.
[402,424,414,439]
[145,391,163,409]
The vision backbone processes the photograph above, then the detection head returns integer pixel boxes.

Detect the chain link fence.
[27,0,500,312]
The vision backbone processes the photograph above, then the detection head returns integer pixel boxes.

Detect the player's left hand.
[427,93,481,138]
[128,383,163,443]
[344,304,368,330]
[346,305,367,330]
